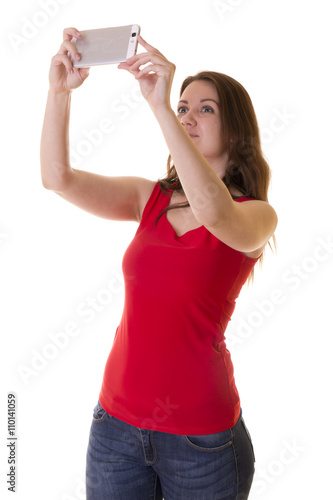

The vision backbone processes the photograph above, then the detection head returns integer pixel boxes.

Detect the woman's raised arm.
[40,28,155,222]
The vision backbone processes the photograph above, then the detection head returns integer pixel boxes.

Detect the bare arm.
[52,170,155,222]
[147,107,278,252]
[40,89,73,192]
[40,27,154,223]
[119,37,278,252]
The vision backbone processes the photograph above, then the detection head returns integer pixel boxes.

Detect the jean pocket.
[240,417,255,462]
[183,428,233,452]
[92,400,108,423]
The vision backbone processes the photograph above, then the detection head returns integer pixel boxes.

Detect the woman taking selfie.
[41,27,278,500]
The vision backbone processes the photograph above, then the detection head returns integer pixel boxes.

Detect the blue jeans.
[86,400,255,500]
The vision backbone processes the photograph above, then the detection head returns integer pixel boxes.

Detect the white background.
[1,0,332,498]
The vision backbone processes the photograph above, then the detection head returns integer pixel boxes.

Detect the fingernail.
[76,31,81,37]
[75,53,80,60]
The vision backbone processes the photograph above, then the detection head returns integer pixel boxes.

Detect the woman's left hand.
[118,36,176,114]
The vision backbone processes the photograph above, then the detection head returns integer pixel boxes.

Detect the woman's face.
[177,80,227,167]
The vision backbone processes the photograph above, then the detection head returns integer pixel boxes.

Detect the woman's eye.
[177,106,214,114]
[202,106,213,113]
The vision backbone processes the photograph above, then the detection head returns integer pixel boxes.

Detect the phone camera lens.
[132,33,136,37]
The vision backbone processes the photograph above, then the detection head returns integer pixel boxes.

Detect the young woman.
[41,27,278,500]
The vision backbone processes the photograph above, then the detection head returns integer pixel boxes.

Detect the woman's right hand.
[49,27,90,94]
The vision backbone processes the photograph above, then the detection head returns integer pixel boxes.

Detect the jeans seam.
[183,436,233,452]
[231,428,240,496]
[153,473,159,500]
[240,418,256,462]
[149,436,158,466]
[140,431,157,466]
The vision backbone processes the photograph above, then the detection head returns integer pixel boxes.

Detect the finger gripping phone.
[69,25,140,68]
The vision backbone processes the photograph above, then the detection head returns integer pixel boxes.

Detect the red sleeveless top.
[99,182,260,434]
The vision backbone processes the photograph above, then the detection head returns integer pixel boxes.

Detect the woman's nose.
[180,111,196,126]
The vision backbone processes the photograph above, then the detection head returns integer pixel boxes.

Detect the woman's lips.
[185,127,199,138]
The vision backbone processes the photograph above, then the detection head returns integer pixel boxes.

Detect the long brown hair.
[155,71,277,285]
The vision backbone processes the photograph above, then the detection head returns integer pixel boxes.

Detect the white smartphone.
[69,25,141,68]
